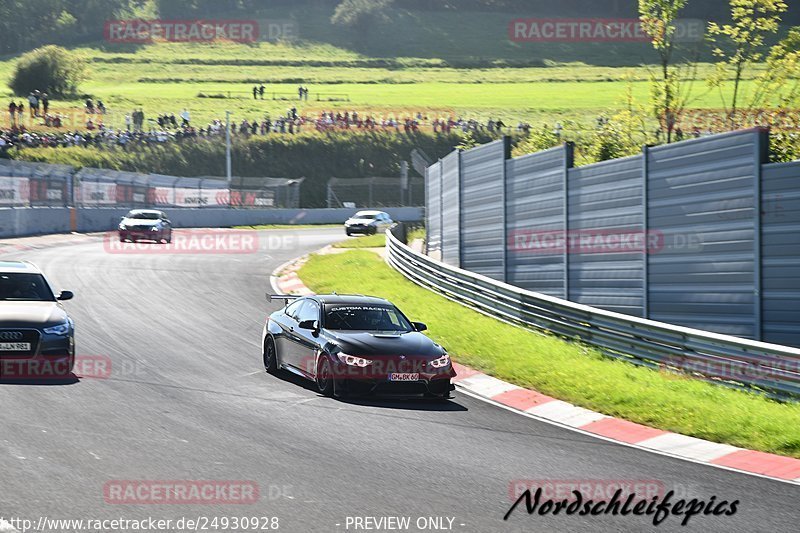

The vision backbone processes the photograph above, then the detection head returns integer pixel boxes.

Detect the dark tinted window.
[0,273,55,301]
[126,211,161,220]
[324,304,412,332]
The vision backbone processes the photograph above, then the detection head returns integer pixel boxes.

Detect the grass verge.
[298,249,800,458]
[333,234,386,248]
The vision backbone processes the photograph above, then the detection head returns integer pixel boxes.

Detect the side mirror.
[57,291,74,301]
[298,319,319,332]
[412,321,427,332]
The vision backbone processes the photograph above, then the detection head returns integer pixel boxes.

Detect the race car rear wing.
[268,294,301,302]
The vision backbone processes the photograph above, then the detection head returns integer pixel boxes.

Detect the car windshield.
[324,304,412,332]
[355,213,376,220]
[0,273,55,301]
[127,211,161,220]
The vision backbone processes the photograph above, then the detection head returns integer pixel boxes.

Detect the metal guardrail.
[386,226,800,400]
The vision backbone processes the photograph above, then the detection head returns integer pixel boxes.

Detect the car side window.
[297,300,320,323]
[285,300,303,319]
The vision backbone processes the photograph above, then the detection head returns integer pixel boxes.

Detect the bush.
[512,125,561,157]
[9,46,87,97]
[770,131,800,163]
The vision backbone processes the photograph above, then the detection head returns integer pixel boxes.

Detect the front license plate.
[0,343,31,351]
[389,373,419,382]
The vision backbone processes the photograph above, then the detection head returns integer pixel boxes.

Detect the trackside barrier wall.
[387,226,800,399]
[440,151,461,266]
[506,144,572,297]
[567,153,643,315]
[646,130,764,338]
[761,161,800,346]
[459,138,509,280]
[0,207,423,239]
[423,128,800,347]
[1,160,303,209]
[426,162,442,255]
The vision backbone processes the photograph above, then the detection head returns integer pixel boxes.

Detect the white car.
[344,210,394,236]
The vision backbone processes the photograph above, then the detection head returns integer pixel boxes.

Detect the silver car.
[344,210,394,236]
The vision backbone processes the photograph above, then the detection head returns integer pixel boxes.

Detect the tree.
[708,0,787,126]
[750,26,800,110]
[638,0,689,143]
[9,46,87,97]
[331,0,394,44]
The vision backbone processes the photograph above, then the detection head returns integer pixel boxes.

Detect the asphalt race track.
[0,229,797,533]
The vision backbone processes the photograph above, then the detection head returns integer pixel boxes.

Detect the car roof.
[354,210,385,216]
[309,294,393,306]
[0,261,42,274]
[126,209,164,215]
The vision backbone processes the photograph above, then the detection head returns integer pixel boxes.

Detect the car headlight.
[430,354,450,369]
[337,353,372,367]
[150,226,159,231]
[44,321,71,336]
[119,224,127,230]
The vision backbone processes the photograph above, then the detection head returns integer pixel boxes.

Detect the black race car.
[262,294,456,399]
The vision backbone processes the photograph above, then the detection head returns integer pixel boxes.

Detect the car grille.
[0,329,41,357]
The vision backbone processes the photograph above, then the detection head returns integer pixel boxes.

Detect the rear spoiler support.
[268,294,301,302]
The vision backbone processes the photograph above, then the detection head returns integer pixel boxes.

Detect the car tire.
[165,232,172,244]
[369,227,377,235]
[345,230,352,236]
[316,356,334,397]
[263,337,278,374]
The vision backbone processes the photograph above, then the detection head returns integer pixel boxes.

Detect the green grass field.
[299,250,800,458]
[0,36,773,135]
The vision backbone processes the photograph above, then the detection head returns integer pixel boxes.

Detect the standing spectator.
[125,113,132,131]
[259,84,266,100]
[8,101,16,127]
[180,108,191,127]
[97,100,106,114]
[298,86,304,100]
[28,92,38,118]
[17,101,25,125]
[41,93,49,115]
[253,86,258,100]
[304,87,309,101]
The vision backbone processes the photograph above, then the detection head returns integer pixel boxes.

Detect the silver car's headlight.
[44,321,71,336]
[119,224,127,230]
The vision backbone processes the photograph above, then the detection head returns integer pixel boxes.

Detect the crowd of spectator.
[1,109,533,156]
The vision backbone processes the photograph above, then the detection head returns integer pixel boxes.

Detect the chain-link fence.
[326,177,424,208]
[0,160,303,208]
